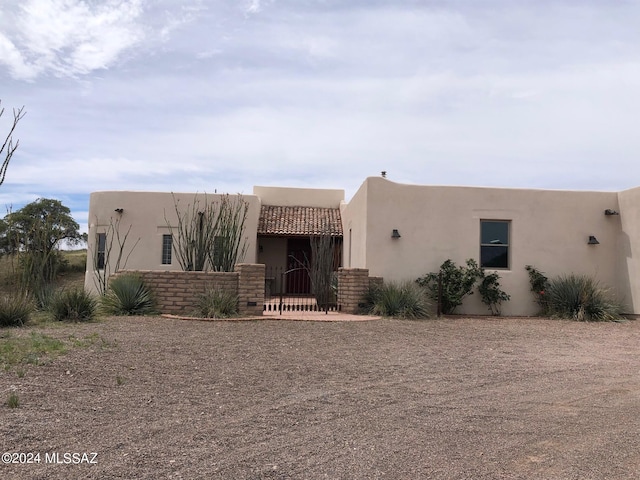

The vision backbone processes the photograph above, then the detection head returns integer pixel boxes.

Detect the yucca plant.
[195,287,238,318]
[101,275,156,316]
[0,293,33,327]
[546,274,622,322]
[366,281,429,319]
[49,288,97,322]
[34,283,57,311]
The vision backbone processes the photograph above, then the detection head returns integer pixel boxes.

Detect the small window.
[96,233,106,269]
[212,235,225,271]
[162,234,172,265]
[480,220,510,269]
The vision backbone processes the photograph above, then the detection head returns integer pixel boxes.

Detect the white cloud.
[0,0,148,79]
[245,0,263,15]
[3,0,640,226]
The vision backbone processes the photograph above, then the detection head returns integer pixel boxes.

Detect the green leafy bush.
[49,288,97,322]
[478,272,510,315]
[546,274,622,322]
[195,287,238,318]
[525,265,550,314]
[101,275,156,316]
[416,259,483,314]
[0,293,33,327]
[365,281,429,319]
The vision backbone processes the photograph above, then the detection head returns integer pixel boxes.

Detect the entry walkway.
[260,310,381,322]
[161,311,381,322]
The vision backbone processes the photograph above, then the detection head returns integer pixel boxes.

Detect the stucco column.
[235,263,265,316]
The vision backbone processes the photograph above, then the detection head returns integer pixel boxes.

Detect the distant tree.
[2,198,81,297]
[0,100,26,187]
[7,198,81,253]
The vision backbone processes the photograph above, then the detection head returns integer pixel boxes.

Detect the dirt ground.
[2,315,640,479]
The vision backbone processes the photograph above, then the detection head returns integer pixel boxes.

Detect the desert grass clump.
[195,288,238,318]
[33,283,57,311]
[366,281,429,319]
[49,288,97,322]
[0,293,33,327]
[546,274,622,322]
[101,275,156,316]
[6,391,19,408]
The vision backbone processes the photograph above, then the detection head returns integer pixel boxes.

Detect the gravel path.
[2,316,640,479]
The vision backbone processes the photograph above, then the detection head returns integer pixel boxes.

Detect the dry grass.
[0,250,86,293]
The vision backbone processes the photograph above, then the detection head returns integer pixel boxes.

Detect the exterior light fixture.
[588,235,600,245]
[381,171,387,178]
[391,229,401,239]
[114,208,124,214]
[604,209,619,216]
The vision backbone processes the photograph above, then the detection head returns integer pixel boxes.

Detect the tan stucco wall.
[345,177,624,316]
[617,186,640,313]
[84,191,260,294]
[253,185,344,207]
[340,180,368,269]
[257,236,287,271]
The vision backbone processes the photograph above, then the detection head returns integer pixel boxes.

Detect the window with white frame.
[480,220,510,269]
[161,234,172,265]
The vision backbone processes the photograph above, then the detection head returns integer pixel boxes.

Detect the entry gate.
[264,266,338,314]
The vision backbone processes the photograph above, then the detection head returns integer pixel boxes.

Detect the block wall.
[110,270,239,315]
[235,263,265,316]
[337,268,372,314]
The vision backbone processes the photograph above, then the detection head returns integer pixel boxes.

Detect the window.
[212,235,225,271]
[96,233,106,269]
[480,220,510,269]
[162,234,172,265]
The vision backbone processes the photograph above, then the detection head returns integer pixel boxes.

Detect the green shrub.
[0,293,33,327]
[525,265,550,314]
[195,288,238,318]
[101,275,156,316]
[478,272,510,315]
[49,288,97,322]
[416,259,483,314]
[546,274,622,322]
[366,281,429,319]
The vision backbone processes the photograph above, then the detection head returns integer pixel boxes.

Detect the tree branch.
[0,101,26,187]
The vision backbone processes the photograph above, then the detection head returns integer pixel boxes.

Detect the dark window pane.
[162,234,172,265]
[481,246,509,268]
[212,236,226,270]
[96,233,106,269]
[481,221,509,245]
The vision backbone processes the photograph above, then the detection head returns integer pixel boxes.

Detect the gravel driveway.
[2,316,640,479]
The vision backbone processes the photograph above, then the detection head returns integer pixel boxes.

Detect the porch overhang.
[258,205,343,237]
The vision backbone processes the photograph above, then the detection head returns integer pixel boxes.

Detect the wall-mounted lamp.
[588,235,600,245]
[114,208,124,214]
[381,171,387,178]
[604,209,619,216]
[391,229,401,239]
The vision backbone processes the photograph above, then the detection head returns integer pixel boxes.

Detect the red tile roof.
[258,205,343,237]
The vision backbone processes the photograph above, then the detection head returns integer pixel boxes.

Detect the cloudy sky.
[1,0,640,233]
